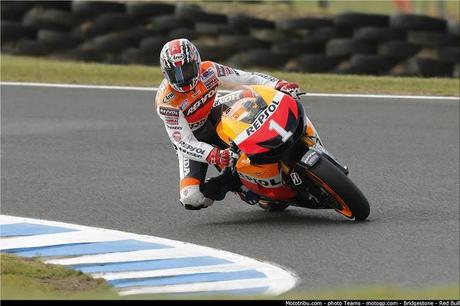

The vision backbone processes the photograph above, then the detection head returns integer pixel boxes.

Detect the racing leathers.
[155,61,297,210]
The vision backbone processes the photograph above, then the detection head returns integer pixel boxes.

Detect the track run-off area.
[1,82,459,295]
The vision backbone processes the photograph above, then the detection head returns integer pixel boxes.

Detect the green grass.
[0,254,118,300]
[1,55,459,96]
[1,253,458,300]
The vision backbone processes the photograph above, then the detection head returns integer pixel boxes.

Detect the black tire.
[276,17,333,31]
[34,1,72,11]
[1,1,33,20]
[228,13,275,30]
[71,48,104,62]
[305,27,351,44]
[1,21,37,42]
[23,8,82,31]
[121,47,156,65]
[218,34,268,51]
[227,49,289,68]
[406,58,454,77]
[16,39,53,55]
[195,22,249,36]
[149,15,193,33]
[303,157,370,221]
[139,37,169,54]
[168,27,198,41]
[250,28,286,43]
[126,2,175,18]
[326,38,375,57]
[272,40,324,56]
[437,47,460,63]
[334,12,389,28]
[353,26,406,42]
[191,42,234,61]
[448,21,460,36]
[390,13,447,32]
[377,40,420,60]
[285,54,342,73]
[80,31,142,53]
[85,13,137,37]
[71,1,125,17]
[37,29,82,48]
[453,63,460,78]
[348,54,397,75]
[408,31,458,48]
[175,4,227,24]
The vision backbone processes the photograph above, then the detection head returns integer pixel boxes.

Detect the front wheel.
[302,157,370,221]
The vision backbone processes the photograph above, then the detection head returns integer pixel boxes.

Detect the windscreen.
[219,89,268,125]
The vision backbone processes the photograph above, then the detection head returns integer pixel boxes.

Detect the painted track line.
[1,81,458,100]
[0,215,298,297]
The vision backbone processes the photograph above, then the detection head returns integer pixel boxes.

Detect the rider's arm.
[210,62,301,97]
[157,104,214,163]
[211,62,280,88]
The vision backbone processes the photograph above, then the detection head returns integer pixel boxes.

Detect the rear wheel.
[302,157,370,221]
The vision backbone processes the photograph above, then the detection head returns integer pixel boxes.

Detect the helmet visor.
[165,62,199,87]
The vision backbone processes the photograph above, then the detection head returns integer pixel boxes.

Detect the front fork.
[279,132,349,208]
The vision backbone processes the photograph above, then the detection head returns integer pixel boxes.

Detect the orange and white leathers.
[155,61,281,208]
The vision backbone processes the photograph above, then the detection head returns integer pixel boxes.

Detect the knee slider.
[179,185,213,208]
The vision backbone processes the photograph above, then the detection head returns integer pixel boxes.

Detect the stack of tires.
[1,1,458,78]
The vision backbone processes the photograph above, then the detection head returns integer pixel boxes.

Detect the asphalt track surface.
[1,84,459,294]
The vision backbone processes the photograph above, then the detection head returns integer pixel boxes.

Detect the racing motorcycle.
[211,85,370,221]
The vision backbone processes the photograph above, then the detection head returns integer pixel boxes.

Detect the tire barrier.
[378,40,420,60]
[353,27,406,42]
[2,0,459,78]
[334,12,390,28]
[326,38,375,57]
[276,17,333,31]
[390,14,447,32]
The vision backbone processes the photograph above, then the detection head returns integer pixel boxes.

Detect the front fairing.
[217,85,304,164]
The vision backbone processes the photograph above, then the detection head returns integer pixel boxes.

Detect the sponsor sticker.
[204,77,218,90]
[189,118,207,131]
[290,172,302,186]
[172,131,182,142]
[252,72,278,83]
[215,63,235,77]
[179,100,189,110]
[163,92,175,103]
[303,151,320,167]
[159,106,179,117]
[171,53,185,62]
[238,173,282,188]
[185,87,217,116]
[166,117,179,125]
[201,67,213,80]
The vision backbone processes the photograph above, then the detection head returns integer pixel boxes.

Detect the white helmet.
[159,38,201,93]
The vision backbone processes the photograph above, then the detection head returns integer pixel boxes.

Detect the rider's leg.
[178,152,213,210]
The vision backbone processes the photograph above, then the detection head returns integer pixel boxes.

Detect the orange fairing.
[216,85,278,146]
[236,152,296,200]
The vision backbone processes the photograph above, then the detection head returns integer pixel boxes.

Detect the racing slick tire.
[302,156,370,221]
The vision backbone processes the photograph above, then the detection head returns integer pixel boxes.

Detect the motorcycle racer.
[155,38,302,210]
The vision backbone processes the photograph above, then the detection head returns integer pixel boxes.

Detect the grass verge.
[0,253,118,300]
[1,55,459,97]
[1,253,459,300]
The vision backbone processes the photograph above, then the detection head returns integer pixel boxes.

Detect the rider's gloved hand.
[206,147,232,169]
[275,80,301,99]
